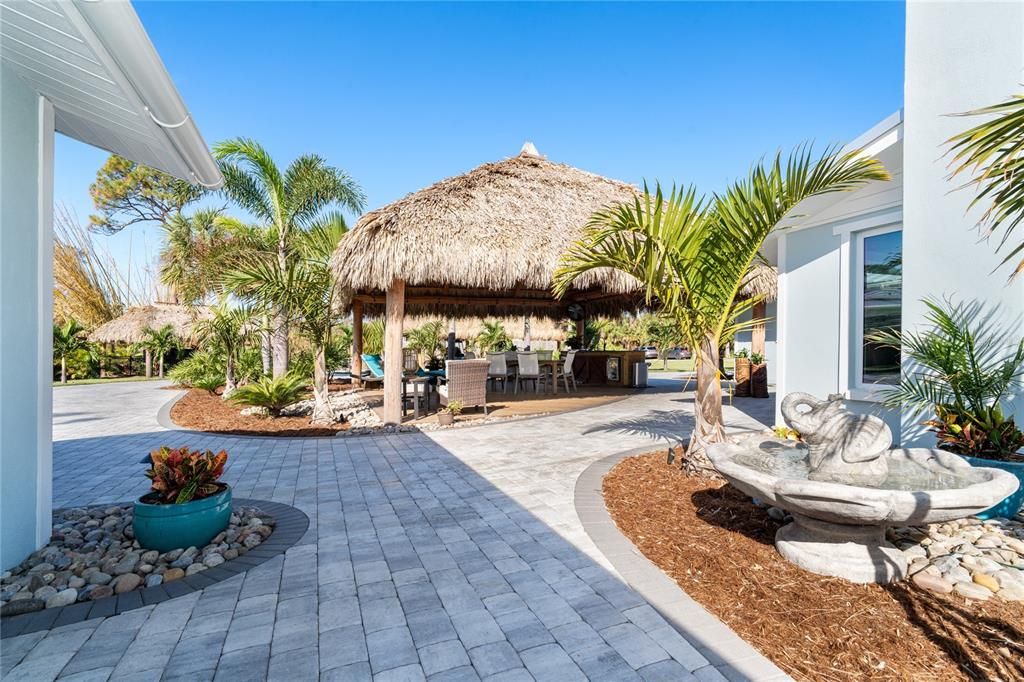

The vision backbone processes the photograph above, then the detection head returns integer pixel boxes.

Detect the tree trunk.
[158,353,165,379]
[311,345,333,424]
[61,356,67,384]
[144,348,152,378]
[223,355,237,398]
[685,332,726,476]
[383,279,406,424]
[271,307,288,378]
[351,301,363,387]
[261,316,272,377]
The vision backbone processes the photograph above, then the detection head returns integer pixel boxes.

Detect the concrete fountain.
[707,393,1020,584]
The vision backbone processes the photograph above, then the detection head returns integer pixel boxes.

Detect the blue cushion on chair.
[362,354,384,377]
[415,368,429,377]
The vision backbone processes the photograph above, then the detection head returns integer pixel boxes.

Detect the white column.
[36,97,55,549]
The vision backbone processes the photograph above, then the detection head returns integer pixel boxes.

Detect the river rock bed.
[889,515,1024,603]
[0,504,275,617]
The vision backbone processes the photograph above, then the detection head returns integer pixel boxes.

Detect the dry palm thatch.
[331,145,642,318]
[88,302,212,346]
[402,315,567,343]
[737,263,778,302]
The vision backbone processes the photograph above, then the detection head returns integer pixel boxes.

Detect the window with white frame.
[856,226,902,386]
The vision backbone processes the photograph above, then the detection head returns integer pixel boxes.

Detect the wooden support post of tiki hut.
[351,300,363,387]
[383,280,405,424]
[575,318,585,347]
[752,300,766,358]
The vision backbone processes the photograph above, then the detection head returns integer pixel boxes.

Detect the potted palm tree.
[870,298,1024,519]
[734,348,752,397]
[750,351,769,399]
[134,446,231,552]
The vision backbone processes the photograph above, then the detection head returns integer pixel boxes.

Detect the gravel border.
[0,499,308,639]
[575,450,792,682]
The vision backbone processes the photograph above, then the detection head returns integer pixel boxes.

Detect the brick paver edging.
[0,499,308,640]
[574,451,792,681]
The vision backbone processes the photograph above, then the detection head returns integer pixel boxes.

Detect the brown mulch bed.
[603,452,1024,682]
[170,388,348,437]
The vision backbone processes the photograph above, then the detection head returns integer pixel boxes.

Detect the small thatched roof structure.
[88,302,211,346]
[738,264,778,302]
[331,144,642,319]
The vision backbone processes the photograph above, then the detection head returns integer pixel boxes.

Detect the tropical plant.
[225,217,348,422]
[167,349,223,387]
[869,297,1024,460]
[145,446,227,504]
[406,320,446,362]
[53,319,91,384]
[159,209,239,305]
[193,299,255,397]
[53,205,131,328]
[214,138,364,377]
[192,375,225,395]
[441,399,464,416]
[735,348,750,359]
[555,146,888,472]
[89,155,203,234]
[136,324,179,379]
[229,373,308,417]
[363,319,385,356]
[750,351,765,365]
[476,320,512,353]
[947,93,1024,277]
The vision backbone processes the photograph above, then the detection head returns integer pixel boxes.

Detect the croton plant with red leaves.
[145,446,228,504]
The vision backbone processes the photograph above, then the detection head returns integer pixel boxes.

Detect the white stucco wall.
[1,64,54,570]
[901,0,1024,444]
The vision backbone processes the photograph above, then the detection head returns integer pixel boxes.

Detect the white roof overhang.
[0,0,222,188]
[769,110,904,236]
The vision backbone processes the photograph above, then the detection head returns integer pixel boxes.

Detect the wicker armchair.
[439,359,490,414]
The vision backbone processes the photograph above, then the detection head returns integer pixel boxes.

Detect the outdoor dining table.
[506,358,564,394]
[401,375,435,419]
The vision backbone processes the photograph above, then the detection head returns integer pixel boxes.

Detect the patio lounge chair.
[486,352,515,392]
[361,353,385,387]
[439,359,490,414]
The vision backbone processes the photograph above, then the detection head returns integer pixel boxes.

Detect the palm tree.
[406,320,446,363]
[214,139,365,377]
[193,299,255,397]
[137,324,179,379]
[53,319,90,384]
[555,146,888,471]
[476,320,512,353]
[225,216,348,423]
[159,209,238,305]
[947,93,1024,278]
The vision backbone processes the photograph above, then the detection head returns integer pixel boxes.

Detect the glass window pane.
[862,230,902,384]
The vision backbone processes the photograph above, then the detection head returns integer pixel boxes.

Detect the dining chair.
[536,350,553,361]
[486,352,514,393]
[514,352,543,394]
[554,349,578,392]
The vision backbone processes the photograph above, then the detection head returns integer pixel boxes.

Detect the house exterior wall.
[1,64,54,570]
[901,0,1024,444]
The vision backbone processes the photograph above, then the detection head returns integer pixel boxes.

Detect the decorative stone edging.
[574,450,792,682]
[0,499,308,639]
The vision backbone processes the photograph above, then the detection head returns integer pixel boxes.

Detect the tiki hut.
[89,302,211,376]
[738,264,778,357]
[331,143,641,422]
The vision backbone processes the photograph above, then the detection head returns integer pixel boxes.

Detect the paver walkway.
[5,378,781,681]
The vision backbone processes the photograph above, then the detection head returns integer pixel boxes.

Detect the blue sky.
[55,1,906,298]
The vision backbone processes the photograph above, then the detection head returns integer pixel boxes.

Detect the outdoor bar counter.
[571,350,647,387]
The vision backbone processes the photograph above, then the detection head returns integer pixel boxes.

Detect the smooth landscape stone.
[204,554,225,568]
[113,574,142,593]
[912,572,953,594]
[997,585,1024,602]
[88,571,112,586]
[162,568,185,582]
[88,585,113,600]
[972,572,1000,593]
[45,588,78,608]
[184,563,206,576]
[954,582,993,601]
[1,598,45,616]
[145,574,163,588]
[945,566,972,584]
[33,586,57,601]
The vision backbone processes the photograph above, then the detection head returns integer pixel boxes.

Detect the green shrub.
[167,350,224,387]
[228,373,307,417]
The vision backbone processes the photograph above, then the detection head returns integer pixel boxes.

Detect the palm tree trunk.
[61,356,67,384]
[224,355,237,398]
[261,313,272,376]
[144,348,152,378]
[685,332,725,476]
[271,307,288,378]
[158,353,165,379]
[311,345,332,424]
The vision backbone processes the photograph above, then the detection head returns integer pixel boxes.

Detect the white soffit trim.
[0,0,222,188]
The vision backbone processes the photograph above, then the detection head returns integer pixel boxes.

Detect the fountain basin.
[708,437,1020,583]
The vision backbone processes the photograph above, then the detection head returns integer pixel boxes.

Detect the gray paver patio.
[5,377,784,681]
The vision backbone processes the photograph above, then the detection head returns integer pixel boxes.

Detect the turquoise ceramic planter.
[133,486,232,552]
[963,456,1024,520]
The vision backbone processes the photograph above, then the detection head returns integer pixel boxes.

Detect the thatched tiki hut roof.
[331,143,641,423]
[88,302,211,347]
[738,264,778,302]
